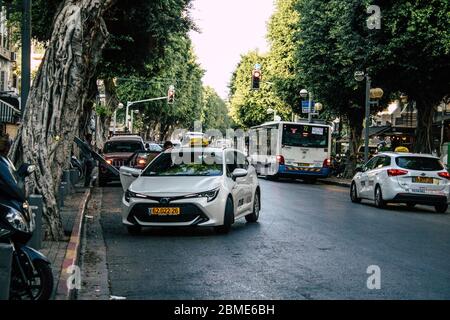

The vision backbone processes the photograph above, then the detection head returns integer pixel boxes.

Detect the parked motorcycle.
[0,156,53,300]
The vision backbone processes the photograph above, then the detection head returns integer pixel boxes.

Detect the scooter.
[0,156,54,300]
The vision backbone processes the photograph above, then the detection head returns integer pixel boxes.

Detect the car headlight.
[6,208,29,233]
[185,187,220,202]
[124,190,147,202]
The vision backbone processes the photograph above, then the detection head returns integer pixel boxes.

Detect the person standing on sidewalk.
[81,133,95,187]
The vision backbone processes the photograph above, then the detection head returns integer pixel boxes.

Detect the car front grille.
[129,203,209,224]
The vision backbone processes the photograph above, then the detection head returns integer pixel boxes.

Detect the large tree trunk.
[11,0,116,240]
[344,112,363,179]
[414,100,435,154]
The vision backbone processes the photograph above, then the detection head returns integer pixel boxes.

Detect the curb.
[318,179,351,188]
[55,188,91,300]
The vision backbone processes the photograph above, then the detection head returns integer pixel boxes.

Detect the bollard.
[28,195,44,250]
[70,169,79,185]
[63,170,72,194]
[61,181,69,197]
[0,243,13,300]
[58,184,65,209]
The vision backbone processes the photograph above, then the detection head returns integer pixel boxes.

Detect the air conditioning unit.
[10,52,16,62]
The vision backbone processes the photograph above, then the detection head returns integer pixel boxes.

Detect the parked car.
[119,147,261,234]
[99,135,145,186]
[128,150,161,170]
[350,152,450,213]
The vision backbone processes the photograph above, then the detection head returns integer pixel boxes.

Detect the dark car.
[99,135,145,186]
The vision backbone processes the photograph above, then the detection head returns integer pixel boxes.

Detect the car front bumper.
[121,192,227,227]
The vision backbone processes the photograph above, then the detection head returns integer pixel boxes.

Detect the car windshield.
[282,124,328,148]
[395,156,444,171]
[147,143,162,152]
[104,141,143,153]
[142,151,223,176]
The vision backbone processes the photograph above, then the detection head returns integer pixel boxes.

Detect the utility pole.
[21,0,31,113]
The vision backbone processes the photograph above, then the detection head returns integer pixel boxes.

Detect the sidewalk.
[39,186,90,300]
[318,176,351,188]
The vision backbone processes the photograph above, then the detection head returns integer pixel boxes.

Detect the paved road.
[91,179,450,299]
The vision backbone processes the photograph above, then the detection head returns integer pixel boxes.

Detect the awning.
[0,98,21,124]
[368,125,391,137]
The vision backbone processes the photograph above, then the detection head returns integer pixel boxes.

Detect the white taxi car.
[350,152,450,213]
[120,147,261,234]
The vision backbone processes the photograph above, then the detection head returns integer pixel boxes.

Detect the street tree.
[201,86,231,133]
[229,51,291,128]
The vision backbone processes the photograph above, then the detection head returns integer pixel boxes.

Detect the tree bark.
[414,100,435,154]
[344,111,363,179]
[11,0,116,240]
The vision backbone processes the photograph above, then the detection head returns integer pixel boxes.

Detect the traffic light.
[167,85,175,104]
[251,69,261,90]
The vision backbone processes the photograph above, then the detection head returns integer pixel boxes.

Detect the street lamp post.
[113,103,124,134]
[300,89,314,123]
[355,71,372,163]
[21,0,32,112]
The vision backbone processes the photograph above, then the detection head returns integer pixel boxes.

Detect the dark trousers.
[84,159,95,187]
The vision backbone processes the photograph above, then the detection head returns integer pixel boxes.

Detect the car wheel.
[245,191,260,223]
[350,182,361,203]
[215,197,234,234]
[266,174,279,181]
[98,176,108,187]
[127,225,142,235]
[435,203,448,213]
[374,185,386,209]
[406,203,416,209]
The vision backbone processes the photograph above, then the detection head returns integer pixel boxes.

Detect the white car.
[120,147,261,234]
[350,152,450,213]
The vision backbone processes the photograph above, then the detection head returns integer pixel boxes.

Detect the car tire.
[406,203,416,209]
[374,185,386,209]
[435,203,448,213]
[127,225,142,235]
[215,197,234,234]
[98,176,108,187]
[350,182,361,203]
[266,174,279,181]
[245,191,260,223]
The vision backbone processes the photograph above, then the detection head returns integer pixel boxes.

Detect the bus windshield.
[282,124,329,148]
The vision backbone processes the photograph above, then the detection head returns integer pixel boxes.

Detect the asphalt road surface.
[91,179,450,299]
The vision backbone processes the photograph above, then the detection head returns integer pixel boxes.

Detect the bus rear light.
[323,159,331,168]
[276,155,285,165]
[387,169,408,177]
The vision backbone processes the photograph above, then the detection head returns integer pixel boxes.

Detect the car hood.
[130,176,222,196]
[104,152,134,159]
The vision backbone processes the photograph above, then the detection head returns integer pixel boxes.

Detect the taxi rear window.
[395,157,444,171]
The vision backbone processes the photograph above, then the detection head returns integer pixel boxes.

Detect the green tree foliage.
[363,0,450,153]
[266,0,302,112]
[116,35,203,139]
[229,51,291,128]
[201,86,231,132]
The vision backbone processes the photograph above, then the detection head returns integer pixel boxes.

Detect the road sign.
[301,101,315,113]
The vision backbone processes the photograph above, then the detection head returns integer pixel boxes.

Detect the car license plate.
[150,207,180,216]
[298,163,310,167]
[413,177,433,184]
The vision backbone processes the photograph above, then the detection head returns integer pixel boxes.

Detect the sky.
[189,0,275,99]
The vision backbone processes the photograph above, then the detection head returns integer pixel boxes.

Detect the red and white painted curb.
[55,188,91,300]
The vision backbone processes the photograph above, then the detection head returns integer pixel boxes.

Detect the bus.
[249,121,332,182]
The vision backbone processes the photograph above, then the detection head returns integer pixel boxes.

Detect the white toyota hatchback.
[120,147,261,234]
[350,152,450,213]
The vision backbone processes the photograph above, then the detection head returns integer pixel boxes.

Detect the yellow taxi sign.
[395,146,409,153]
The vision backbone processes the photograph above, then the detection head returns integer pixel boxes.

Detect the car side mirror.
[17,164,35,177]
[232,168,248,180]
[355,166,363,173]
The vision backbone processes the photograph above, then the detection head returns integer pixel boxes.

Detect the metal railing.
[0,99,20,124]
